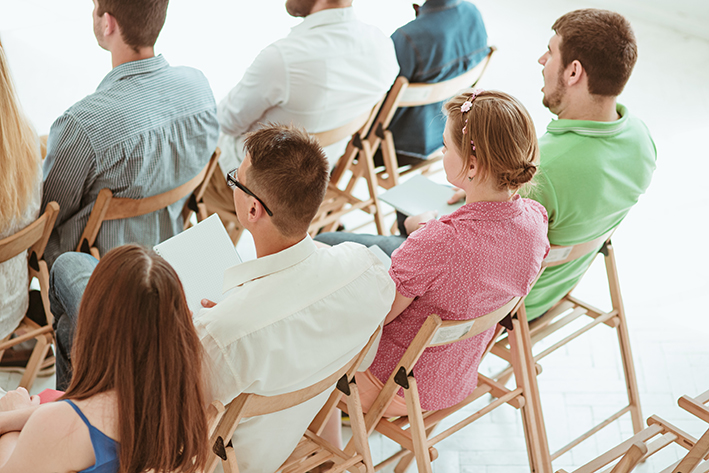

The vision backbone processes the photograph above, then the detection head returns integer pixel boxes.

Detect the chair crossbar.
[679,390,709,423]
[552,406,632,460]
[427,386,526,448]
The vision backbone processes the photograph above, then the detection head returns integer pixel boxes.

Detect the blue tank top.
[64,400,120,473]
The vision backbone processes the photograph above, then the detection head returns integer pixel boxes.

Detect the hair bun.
[499,162,537,189]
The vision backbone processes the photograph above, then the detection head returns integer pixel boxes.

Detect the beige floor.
[2,0,708,472]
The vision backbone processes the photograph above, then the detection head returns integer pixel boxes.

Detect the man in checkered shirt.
[40,0,219,268]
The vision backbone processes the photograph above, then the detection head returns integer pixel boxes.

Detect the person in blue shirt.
[386,0,489,165]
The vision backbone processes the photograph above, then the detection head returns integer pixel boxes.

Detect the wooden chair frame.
[0,201,59,389]
[338,281,555,473]
[556,389,709,473]
[205,328,381,473]
[490,230,643,463]
[308,97,390,236]
[76,149,220,259]
[375,46,496,190]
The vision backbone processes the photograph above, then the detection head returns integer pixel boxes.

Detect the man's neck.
[111,46,155,69]
[556,95,619,122]
[253,231,306,258]
[309,1,352,15]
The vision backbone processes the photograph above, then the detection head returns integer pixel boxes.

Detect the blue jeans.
[314,232,406,257]
[49,252,98,391]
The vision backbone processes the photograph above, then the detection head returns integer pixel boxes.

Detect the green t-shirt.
[522,104,656,320]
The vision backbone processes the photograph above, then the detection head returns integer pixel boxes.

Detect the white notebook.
[379,175,464,218]
[153,214,241,315]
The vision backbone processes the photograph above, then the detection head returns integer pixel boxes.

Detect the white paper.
[430,320,476,345]
[544,246,573,264]
[379,175,464,218]
[154,215,241,315]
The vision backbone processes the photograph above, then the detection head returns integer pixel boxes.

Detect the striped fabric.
[41,55,219,267]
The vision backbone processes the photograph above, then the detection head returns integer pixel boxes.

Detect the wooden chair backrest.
[543,229,615,267]
[398,46,496,107]
[0,202,59,264]
[427,296,521,347]
[207,328,381,472]
[311,109,376,148]
[77,150,220,252]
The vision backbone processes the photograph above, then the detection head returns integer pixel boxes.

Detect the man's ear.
[247,199,266,223]
[566,60,584,87]
[103,12,119,39]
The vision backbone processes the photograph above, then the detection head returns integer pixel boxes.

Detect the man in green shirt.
[523,9,657,319]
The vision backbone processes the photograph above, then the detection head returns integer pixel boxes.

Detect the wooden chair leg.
[345,381,374,473]
[394,424,437,473]
[403,376,432,473]
[508,311,553,473]
[360,141,386,236]
[610,442,647,473]
[672,427,709,473]
[19,333,51,390]
[605,246,643,434]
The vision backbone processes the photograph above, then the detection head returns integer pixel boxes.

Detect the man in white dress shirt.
[202,0,399,240]
[194,125,395,472]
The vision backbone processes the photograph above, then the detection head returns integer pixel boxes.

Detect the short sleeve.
[388,222,449,299]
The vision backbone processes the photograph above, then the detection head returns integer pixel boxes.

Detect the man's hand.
[447,188,466,205]
[404,210,438,235]
[0,388,39,412]
[201,299,217,309]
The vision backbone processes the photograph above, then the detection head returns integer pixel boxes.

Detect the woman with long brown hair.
[0,46,43,342]
[0,245,209,473]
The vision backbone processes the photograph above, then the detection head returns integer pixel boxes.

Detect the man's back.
[388,0,488,158]
[194,237,395,472]
[41,55,219,266]
[217,7,398,169]
[523,104,656,319]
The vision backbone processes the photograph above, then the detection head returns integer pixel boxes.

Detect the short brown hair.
[552,9,638,97]
[443,90,539,191]
[62,245,208,473]
[97,0,168,51]
[244,124,329,237]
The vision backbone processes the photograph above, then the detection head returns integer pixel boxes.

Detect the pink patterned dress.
[368,195,549,410]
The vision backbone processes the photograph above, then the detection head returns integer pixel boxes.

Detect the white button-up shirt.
[193,236,395,473]
[216,7,399,173]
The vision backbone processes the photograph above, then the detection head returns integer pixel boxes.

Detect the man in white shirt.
[195,124,396,472]
[202,0,399,240]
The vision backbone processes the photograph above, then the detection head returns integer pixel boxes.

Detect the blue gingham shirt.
[41,55,219,267]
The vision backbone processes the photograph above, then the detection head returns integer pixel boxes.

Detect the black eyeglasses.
[226,168,274,217]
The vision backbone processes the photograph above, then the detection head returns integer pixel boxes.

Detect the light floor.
[1,1,708,471]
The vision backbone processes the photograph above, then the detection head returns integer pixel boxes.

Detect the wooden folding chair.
[76,149,220,259]
[375,46,496,190]
[339,287,554,473]
[556,390,709,473]
[490,230,643,464]
[205,328,381,473]
[0,201,59,389]
[308,97,390,236]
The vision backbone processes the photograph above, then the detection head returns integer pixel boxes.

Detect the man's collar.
[290,7,356,35]
[420,0,462,14]
[547,104,629,137]
[222,235,317,293]
[96,54,169,91]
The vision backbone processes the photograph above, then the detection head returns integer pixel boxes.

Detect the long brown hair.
[443,89,539,192]
[0,46,40,231]
[62,245,208,473]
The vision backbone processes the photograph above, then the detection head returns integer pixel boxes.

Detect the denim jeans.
[314,232,406,257]
[49,252,98,390]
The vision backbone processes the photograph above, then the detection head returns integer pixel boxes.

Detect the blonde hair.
[0,46,40,231]
[443,89,539,191]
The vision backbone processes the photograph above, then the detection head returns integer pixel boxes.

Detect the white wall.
[586,0,709,41]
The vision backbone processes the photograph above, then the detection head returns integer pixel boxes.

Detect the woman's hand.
[0,389,39,413]
[447,188,466,205]
[404,211,438,235]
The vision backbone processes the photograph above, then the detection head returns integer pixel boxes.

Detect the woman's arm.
[384,291,415,325]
